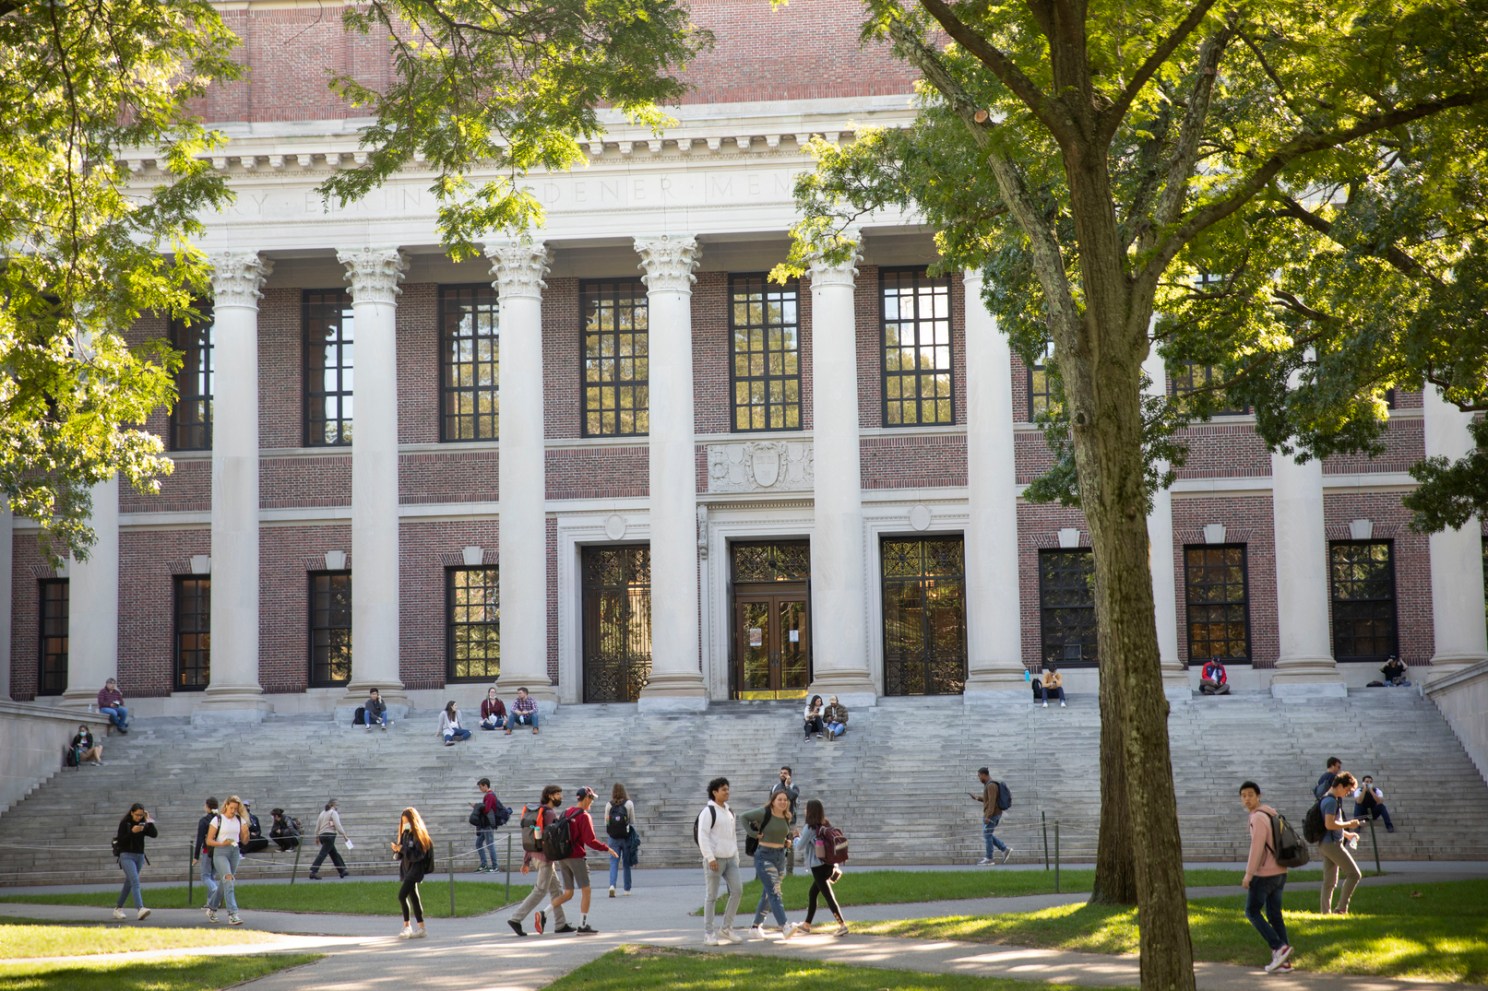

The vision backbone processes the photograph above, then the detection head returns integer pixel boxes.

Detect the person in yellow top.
[1039,664,1066,708]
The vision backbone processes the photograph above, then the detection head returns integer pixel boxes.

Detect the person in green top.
[743,790,799,940]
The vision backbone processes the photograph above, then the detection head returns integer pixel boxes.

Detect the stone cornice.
[635,235,701,294]
[209,251,274,307]
[484,239,551,300]
[337,247,408,304]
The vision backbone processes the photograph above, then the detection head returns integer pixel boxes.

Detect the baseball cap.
[575,787,596,801]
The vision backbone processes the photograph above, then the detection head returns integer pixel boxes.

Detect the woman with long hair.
[72,724,103,765]
[393,807,433,938]
[438,700,471,746]
[308,798,351,880]
[205,795,249,925]
[744,789,799,940]
[112,803,157,920]
[803,695,826,741]
[603,782,636,897]
[793,799,847,935]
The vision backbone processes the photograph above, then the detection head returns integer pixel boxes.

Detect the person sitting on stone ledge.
[822,696,848,740]
[480,687,509,731]
[1380,655,1410,687]
[96,678,129,734]
[508,687,540,735]
[1351,775,1395,833]
[1039,665,1067,708]
[1200,657,1232,695]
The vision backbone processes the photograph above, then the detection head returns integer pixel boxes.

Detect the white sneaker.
[112,908,125,919]
[716,929,741,944]
[411,928,426,938]
[703,932,719,946]
[137,908,151,921]
[1042,701,1049,708]
[1000,846,1014,864]
[399,925,413,938]
[206,909,219,923]
[1264,947,1284,973]
[782,922,799,940]
[1060,700,1067,707]
[228,914,242,926]
[609,885,616,898]
[749,925,770,940]
[976,857,994,865]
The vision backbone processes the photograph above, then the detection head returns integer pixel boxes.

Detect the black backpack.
[491,800,513,829]
[1267,811,1311,868]
[1302,798,1327,844]
[606,801,630,840]
[996,781,1013,812]
[743,810,773,857]
[693,806,718,850]
[422,842,436,875]
[541,808,579,860]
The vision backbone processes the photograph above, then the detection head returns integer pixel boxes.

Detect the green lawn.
[700,867,1323,914]
[544,944,1117,991]
[855,878,1488,983]
[0,921,280,959]
[0,955,320,991]
[0,880,512,918]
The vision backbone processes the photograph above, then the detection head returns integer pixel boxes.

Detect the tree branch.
[1150,17,1234,236]
[1100,0,1220,144]
[1271,192,1441,284]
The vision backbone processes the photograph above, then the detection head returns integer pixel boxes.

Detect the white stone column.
[338,248,409,712]
[1269,447,1346,697]
[197,251,273,723]
[1423,388,1488,681]
[61,478,119,707]
[634,236,709,711]
[961,270,1027,700]
[1141,350,1191,698]
[0,504,12,701]
[485,239,556,706]
[806,242,877,706]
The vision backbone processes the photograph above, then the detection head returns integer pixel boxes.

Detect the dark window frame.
[580,544,653,702]
[303,290,355,447]
[879,534,968,696]
[880,267,956,427]
[308,570,353,687]
[38,578,69,696]
[728,273,802,432]
[580,278,649,438]
[446,565,500,682]
[438,284,500,442]
[173,576,211,691]
[1027,339,1055,420]
[169,306,214,451]
[1328,540,1399,662]
[1038,548,1099,668]
[1182,544,1251,663]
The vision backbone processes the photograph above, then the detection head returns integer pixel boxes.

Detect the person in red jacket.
[548,786,619,935]
[479,688,509,731]
[1200,658,1232,695]
[96,678,129,734]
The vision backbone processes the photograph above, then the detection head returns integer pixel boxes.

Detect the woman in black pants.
[393,807,432,938]
[309,799,351,879]
[793,799,847,935]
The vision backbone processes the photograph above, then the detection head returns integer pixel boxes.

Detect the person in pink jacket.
[1239,781,1292,974]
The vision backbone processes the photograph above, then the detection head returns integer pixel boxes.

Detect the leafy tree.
[774,1,1488,988]
[0,0,239,560]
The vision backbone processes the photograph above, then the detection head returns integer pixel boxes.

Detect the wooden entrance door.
[734,593,809,699]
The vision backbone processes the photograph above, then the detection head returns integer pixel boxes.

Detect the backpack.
[1302,798,1327,844]
[520,804,545,853]
[995,781,1013,812]
[64,745,79,768]
[744,810,773,857]
[491,800,513,829]
[541,808,579,860]
[421,842,436,875]
[606,801,631,840]
[693,806,718,850]
[110,835,120,858]
[353,706,366,726]
[817,824,850,864]
[1266,811,1311,869]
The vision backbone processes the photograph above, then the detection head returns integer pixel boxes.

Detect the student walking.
[1319,772,1365,914]
[770,766,801,875]
[698,777,743,945]
[549,786,618,934]
[793,799,848,936]
[112,803,157,920]
[308,799,351,879]
[507,785,566,936]
[473,777,502,873]
[604,783,636,897]
[1239,781,1293,974]
[205,795,249,925]
[969,767,1012,864]
[393,807,433,938]
[744,790,799,940]
[192,798,220,913]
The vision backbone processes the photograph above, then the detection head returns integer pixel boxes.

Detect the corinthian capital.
[484,239,552,300]
[635,235,701,294]
[210,251,275,308]
[337,247,408,304]
[806,230,861,289]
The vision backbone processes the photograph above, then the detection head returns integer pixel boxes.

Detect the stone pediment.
[706,441,813,493]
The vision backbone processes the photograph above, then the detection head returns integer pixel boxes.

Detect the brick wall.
[1323,415,1424,475]
[8,535,52,700]
[398,520,499,690]
[545,448,649,500]
[121,458,212,515]
[861,434,967,489]
[258,287,304,450]
[1174,421,1272,479]
[399,451,498,504]
[1323,492,1434,667]
[1016,501,1091,670]
[118,529,212,698]
[543,278,582,440]
[259,524,352,694]
[1171,494,1279,668]
[261,456,352,508]
[397,283,440,445]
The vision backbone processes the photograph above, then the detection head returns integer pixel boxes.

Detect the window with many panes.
[38,579,68,696]
[440,285,499,441]
[174,577,211,690]
[582,279,648,437]
[1038,549,1099,667]
[448,566,500,681]
[1169,362,1246,414]
[304,290,355,446]
[881,268,954,426]
[730,275,801,431]
[169,307,213,450]
[309,571,352,686]
[1028,339,1056,419]
[1184,544,1250,662]
[1329,541,1398,661]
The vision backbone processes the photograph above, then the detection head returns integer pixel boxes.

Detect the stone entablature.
[706,441,814,494]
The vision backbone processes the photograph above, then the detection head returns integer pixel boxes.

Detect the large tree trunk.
[1091,670,1136,903]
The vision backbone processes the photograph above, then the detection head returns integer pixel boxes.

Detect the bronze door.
[581,545,652,703]
[734,593,809,699]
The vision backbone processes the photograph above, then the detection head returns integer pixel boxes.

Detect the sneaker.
[137,908,151,921]
[749,925,770,940]
[553,924,577,934]
[1042,701,1049,708]
[411,928,427,938]
[1276,963,1293,974]
[228,914,242,926]
[444,740,455,747]
[206,909,220,924]
[704,932,719,946]
[507,919,526,937]
[1060,700,1067,707]
[781,922,799,940]
[112,908,126,919]
[833,922,849,937]
[795,923,813,935]
[1000,846,1014,864]
[716,929,741,944]
[976,857,994,865]
[576,924,598,935]
[399,925,413,938]
[609,885,616,898]
[307,874,321,880]
[535,910,546,934]
[1276,944,1293,966]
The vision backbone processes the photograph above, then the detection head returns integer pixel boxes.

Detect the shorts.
[557,857,591,890]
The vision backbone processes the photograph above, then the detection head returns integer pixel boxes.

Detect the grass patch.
[0,881,512,918]
[698,867,1323,914]
[0,921,280,959]
[855,878,1488,983]
[544,944,1114,991]
[0,954,320,991]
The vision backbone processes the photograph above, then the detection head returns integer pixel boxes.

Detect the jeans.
[99,705,128,731]
[444,727,472,743]
[480,715,508,730]
[1244,873,1289,950]
[209,845,242,913]
[116,852,144,908]
[510,712,539,730]
[1319,840,1362,913]
[365,707,387,728]
[825,721,845,739]
[983,814,1009,858]
[804,716,825,739]
[608,835,632,891]
[750,846,788,928]
[199,854,218,905]
[509,860,565,929]
[476,829,499,870]
[703,855,742,935]
[1353,802,1394,831]
[1040,684,1069,702]
[310,834,347,877]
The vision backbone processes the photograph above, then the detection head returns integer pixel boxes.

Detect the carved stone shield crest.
[749,442,783,487]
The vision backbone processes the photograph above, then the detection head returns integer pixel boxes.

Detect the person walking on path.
[1239,781,1293,974]
[744,789,799,941]
[507,785,566,937]
[393,807,433,938]
[309,799,352,879]
[793,799,848,936]
[193,797,220,913]
[770,766,801,875]
[969,767,1012,865]
[603,783,636,897]
[549,786,618,935]
[439,700,472,746]
[205,795,249,925]
[473,777,502,873]
[1319,771,1365,915]
[112,803,156,920]
[698,777,742,946]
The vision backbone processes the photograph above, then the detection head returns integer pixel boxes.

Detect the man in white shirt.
[1351,775,1395,833]
[697,777,742,946]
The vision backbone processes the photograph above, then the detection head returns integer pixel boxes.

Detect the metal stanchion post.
[187,841,195,905]
[448,840,456,917]
[1041,811,1049,870]
[1368,817,1382,876]
[291,841,303,886]
[505,834,512,905]
[1054,820,1061,893]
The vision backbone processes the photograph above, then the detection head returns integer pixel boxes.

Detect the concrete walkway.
[3,863,1485,991]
